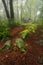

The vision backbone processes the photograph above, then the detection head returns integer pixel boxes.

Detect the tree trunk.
[2,0,10,19]
[10,0,14,20]
[2,0,15,28]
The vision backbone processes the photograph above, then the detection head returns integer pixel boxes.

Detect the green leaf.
[20,29,29,39]
[20,48,25,53]
[15,38,25,52]
[3,40,11,50]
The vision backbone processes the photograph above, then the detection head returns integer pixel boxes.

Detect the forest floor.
[0,25,43,65]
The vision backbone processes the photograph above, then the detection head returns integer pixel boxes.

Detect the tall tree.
[2,0,10,19]
[10,0,14,20]
[2,0,14,21]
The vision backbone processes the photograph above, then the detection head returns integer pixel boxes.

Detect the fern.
[20,29,29,39]
[20,24,37,40]
[15,38,26,52]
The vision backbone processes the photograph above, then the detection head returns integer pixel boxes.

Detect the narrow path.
[0,26,43,65]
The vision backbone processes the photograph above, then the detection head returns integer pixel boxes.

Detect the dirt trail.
[0,26,43,65]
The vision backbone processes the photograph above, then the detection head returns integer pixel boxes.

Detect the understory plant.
[0,40,11,52]
[0,27,10,40]
[0,20,10,40]
[15,38,25,52]
[20,24,37,40]
[14,38,28,53]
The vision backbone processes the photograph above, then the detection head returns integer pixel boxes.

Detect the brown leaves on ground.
[0,26,43,65]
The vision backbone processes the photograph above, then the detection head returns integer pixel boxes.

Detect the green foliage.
[26,24,37,32]
[15,38,25,52]
[0,20,10,40]
[20,29,29,39]
[0,27,10,40]
[36,20,43,32]
[0,19,23,40]
[0,40,11,52]
[16,21,23,26]
[3,40,11,50]
[20,24,37,39]
[8,20,23,28]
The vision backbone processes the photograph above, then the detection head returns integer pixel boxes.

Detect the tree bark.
[2,0,10,19]
[10,0,14,20]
